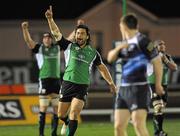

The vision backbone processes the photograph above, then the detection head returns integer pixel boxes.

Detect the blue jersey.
[119,32,158,86]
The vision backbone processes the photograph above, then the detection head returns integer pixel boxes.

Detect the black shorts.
[59,81,88,102]
[39,78,61,95]
[115,84,151,112]
[150,84,168,103]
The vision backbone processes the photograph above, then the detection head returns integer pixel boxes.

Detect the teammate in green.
[21,22,60,136]
[147,40,177,136]
[45,6,117,136]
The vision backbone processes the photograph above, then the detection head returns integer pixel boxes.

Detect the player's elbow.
[107,57,112,64]
[107,51,116,63]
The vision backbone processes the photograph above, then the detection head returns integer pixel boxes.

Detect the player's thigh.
[58,101,71,117]
[114,109,130,128]
[49,93,59,113]
[131,109,148,125]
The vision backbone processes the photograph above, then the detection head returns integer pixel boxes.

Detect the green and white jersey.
[57,37,103,85]
[147,53,169,85]
[32,43,61,79]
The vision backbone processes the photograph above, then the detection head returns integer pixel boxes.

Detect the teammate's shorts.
[115,84,151,112]
[39,78,61,95]
[59,81,88,102]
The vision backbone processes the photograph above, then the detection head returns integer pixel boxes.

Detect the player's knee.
[59,116,67,122]
[114,122,125,131]
[132,120,144,131]
[58,112,67,119]
[69,109,79,120]
[52,106,58,114]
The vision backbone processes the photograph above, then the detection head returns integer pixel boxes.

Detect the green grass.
[0,119,179,136]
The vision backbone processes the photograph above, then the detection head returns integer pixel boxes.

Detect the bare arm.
[151,56,165,95]
[107,42,128,63]
[67,19,85,41]
[21,22,36,49]
[45,6,62,41]
[97,63,117,93]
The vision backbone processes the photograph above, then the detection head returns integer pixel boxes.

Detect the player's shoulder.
[137,33,150,42]
[137,33,151,48]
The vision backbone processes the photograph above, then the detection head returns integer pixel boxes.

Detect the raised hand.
[77,19,85,26]
[21,22,29,29]
[45,5,53,19]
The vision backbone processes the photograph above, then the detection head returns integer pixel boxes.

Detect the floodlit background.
[0,0,180,135]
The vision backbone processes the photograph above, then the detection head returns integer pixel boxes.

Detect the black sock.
[51,114,59,136]
[39,112,46,136]
[153,114,164,134]
[60,116,69,125]
[67,120,78,136]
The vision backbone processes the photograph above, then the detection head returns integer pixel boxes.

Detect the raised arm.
[45,6,62,41]
[67,19,85,41]
[97,64,117,93]
[21,22,36,49]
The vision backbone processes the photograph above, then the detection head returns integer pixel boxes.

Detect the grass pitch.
[0,119,179,136]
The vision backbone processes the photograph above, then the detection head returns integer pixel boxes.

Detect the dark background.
[0,0,179,20]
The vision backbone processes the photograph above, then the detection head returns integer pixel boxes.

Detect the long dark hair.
[75,24,91,44]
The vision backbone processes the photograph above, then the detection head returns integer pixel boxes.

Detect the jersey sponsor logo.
[50,53,55,56]
[75,47,80,50]
[0,100,25,120]
[44,56,57,59]
[72,56,89,64]
[78,54,85,59]
[130,104,138,110]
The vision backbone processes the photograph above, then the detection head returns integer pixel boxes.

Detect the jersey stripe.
[35,45,44,69]
[64,44,72,67]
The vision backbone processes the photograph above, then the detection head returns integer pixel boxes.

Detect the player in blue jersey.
[108,13,165,136]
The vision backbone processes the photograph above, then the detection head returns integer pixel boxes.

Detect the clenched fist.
[77,19,85,26]
[21,22,29,29]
